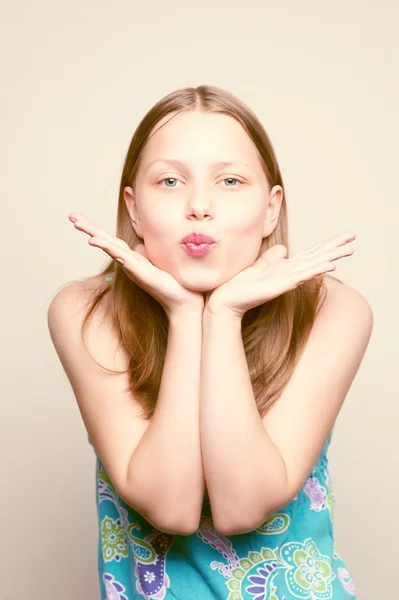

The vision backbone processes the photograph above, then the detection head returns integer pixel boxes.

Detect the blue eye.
[222,177,241,186]
[158,177,242,188]
[158,177,179,188]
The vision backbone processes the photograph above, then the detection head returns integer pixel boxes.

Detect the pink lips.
[180,232,217,258]
[181,232,216,245]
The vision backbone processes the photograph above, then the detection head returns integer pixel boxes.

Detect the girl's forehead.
[142,113,261,170]
[151,110,246,139]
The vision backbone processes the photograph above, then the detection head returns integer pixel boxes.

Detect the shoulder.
[322,274,373,317]
[316,274,374,343]
[47,274,126,370]
[47,275,109,332]
[48,274,109,312]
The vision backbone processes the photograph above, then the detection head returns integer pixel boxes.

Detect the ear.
[124,186,144,238]
[262,185,284,238]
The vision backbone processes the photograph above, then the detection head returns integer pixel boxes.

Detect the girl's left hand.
[204,231,356,318]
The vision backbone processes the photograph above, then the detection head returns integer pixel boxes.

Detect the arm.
[200,283,373,535]
[127,309,205,533]
[47,281,204,535]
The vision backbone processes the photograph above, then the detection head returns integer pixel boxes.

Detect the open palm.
[68,212,204,317]
[205,232,356,318]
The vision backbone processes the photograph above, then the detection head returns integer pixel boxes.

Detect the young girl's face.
[124,110,283,292]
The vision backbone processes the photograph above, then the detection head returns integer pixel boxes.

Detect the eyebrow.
[144,158,253,173]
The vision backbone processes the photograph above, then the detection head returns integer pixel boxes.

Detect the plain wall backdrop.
[2,1,398,598]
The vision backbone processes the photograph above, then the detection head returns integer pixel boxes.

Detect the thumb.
[253,244,288,268]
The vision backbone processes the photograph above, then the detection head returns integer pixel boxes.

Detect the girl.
[48,85,373,599]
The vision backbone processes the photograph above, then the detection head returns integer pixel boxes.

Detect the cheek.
[223,238,261,276]
[140,198,182,235]
[225,210,265,255]
[143,237,174,270]
[140,226,179,273]
[229,206,265,233]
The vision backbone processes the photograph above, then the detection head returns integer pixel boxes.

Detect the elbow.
[214,493,294,537]
[147,504,202,536]
[213,505,264,537]
[214,511,266,537]
[214,513,270,537]
[213,460,294,536]
[155,515,200,536]
[148,502,200,535]
[122,490,200,536]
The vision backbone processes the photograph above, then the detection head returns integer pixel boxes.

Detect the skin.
[69,110,354,318]
[66,110,364,536]
[123,110,284,301]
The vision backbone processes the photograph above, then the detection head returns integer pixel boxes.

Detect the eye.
[220,177,243,187]
[157,177,180,188]
[156,176,244,189]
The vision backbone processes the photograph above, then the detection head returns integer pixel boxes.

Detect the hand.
[68,212,205,318]
[204,231,356,318]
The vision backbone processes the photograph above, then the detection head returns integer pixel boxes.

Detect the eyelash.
[156,177,244,188]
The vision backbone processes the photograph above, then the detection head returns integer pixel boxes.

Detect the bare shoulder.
[320,274,374,332]
[48,273,110,310]
[48,274,109,311]
[47,273,126,372]
[322,274,344,290]
[323,273,372,302]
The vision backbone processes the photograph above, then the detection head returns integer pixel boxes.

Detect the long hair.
[80,85,331,420]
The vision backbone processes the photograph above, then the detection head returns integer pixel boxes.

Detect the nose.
[185,188,214,220]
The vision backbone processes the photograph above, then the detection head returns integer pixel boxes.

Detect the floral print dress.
[90,273,356,598]
[89,427,357,600]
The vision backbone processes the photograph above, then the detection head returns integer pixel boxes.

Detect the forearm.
[127,310,204,531]
[200,309,288,534]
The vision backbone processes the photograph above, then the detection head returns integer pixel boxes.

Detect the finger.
[296,232,356,259]
[253,244,287,268]
[316,232,356,254]
[294,261,337,285]
[72,216,131,252]
[317,243,354,264]
[68,212,87,222]
[295,243,354,273]
[89,236,148,265]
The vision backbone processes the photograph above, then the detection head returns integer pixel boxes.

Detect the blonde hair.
[81,85,332,420]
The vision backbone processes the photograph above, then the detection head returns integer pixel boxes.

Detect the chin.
[174,267,228,293]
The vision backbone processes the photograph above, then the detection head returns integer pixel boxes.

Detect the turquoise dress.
[89,273,357,599]
[89,431,357,599]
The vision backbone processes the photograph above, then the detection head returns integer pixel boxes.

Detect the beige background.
[2,1,398,598]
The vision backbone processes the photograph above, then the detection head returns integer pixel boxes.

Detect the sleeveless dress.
[89,273,357,599]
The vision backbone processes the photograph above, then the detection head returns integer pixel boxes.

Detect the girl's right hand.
[68,213,205,318]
